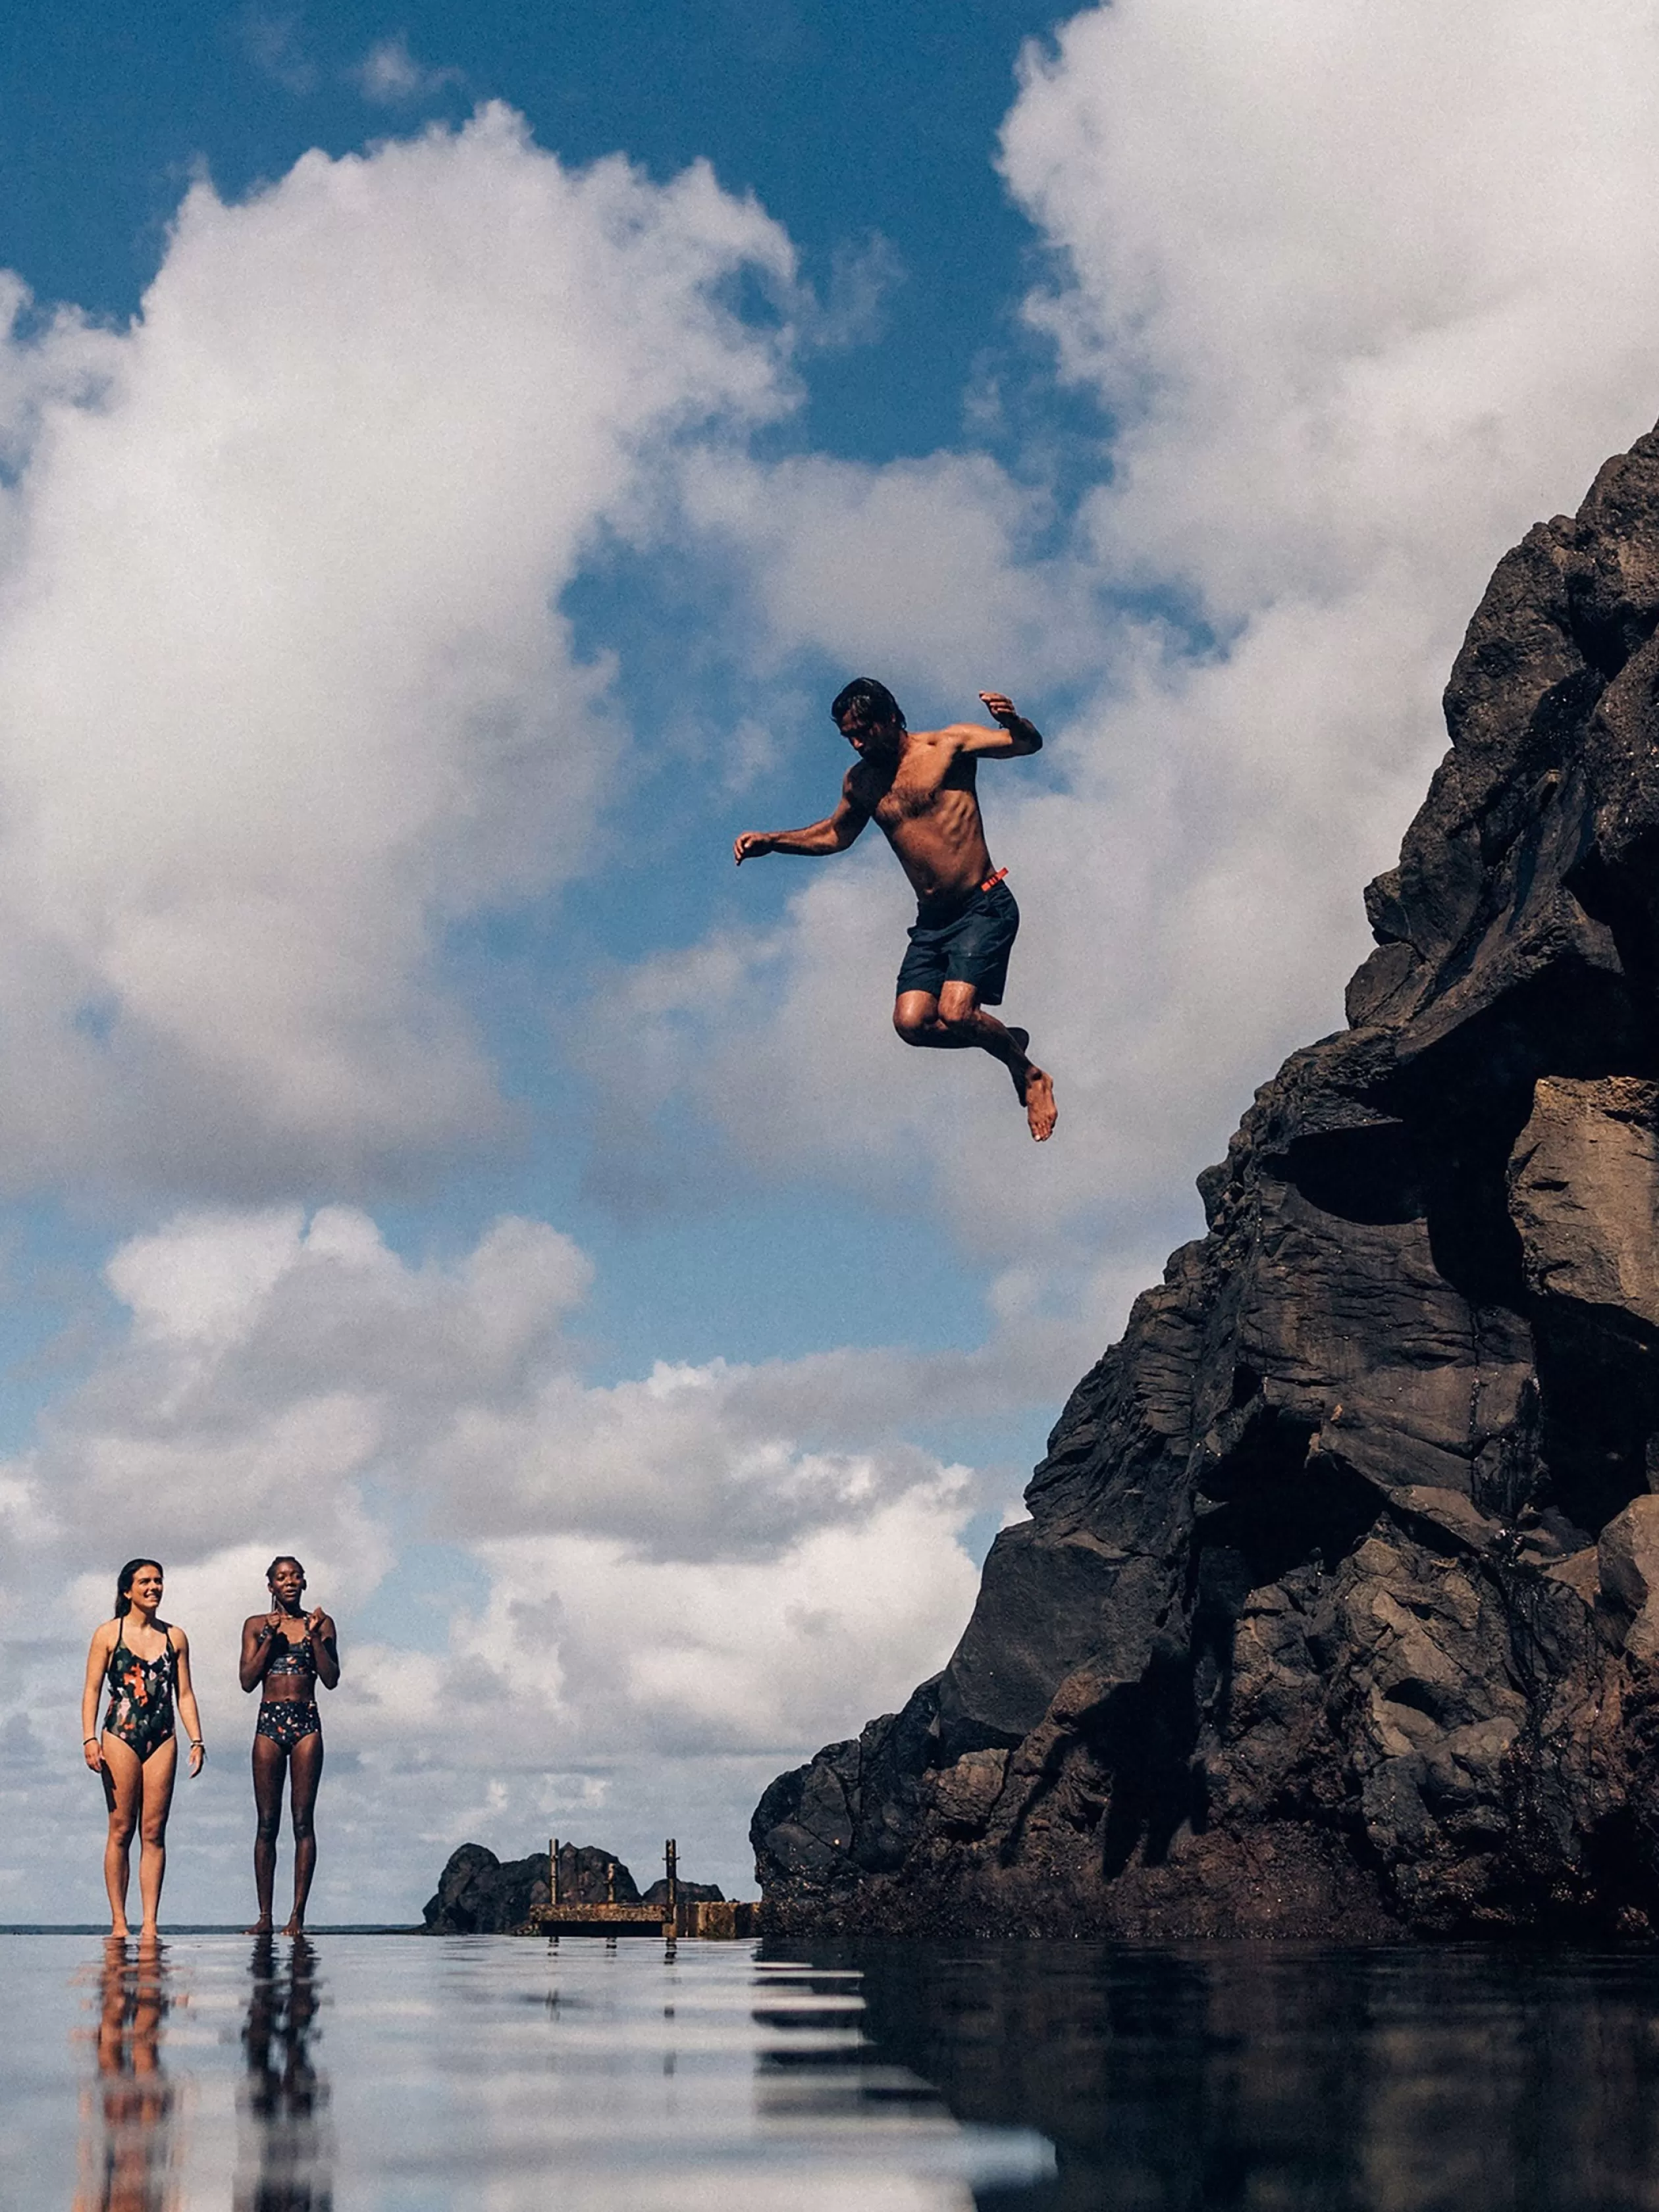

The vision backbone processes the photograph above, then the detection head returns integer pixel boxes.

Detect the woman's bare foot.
[108,1922,130,1941]
[1021,1064,1057,1141]
[280,1916,305,1936]
[246,1918,274,1935]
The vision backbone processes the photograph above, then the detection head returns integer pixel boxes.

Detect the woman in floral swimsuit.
[239,1556,340,1934]
[80,1559,206,1938]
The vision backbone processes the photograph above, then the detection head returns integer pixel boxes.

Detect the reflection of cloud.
[0,108,794,1201]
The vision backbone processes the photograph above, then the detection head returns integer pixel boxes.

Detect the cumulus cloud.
[1,1203,987,1911]
[600,0,1659,1276]
[1005,0,1659,616]
[678,448,1103,698]
[0,105,795,1199]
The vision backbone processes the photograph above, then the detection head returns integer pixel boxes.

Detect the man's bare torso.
[848,729,993,903]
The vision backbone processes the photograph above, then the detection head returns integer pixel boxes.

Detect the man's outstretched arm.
[733,776,870,865]
[947,691,1043,759]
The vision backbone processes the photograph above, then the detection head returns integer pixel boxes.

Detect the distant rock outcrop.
[421,1841,724,1933]
[754,424,1659,1938]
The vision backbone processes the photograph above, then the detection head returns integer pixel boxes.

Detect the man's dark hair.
[831,677,905,732]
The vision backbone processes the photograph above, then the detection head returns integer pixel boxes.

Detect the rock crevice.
[754,424,1659,1938]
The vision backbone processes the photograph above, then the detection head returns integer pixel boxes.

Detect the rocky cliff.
[754,424,1659,1938]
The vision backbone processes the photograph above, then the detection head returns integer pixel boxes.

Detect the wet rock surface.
[754,424,1659,1938]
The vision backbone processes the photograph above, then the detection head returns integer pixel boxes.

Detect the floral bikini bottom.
[255,1701,321,1752]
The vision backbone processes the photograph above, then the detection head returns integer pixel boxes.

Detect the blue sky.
[5,0,1659,1921]
[1,0,1071,463]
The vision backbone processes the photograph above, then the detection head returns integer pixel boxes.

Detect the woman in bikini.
[240,1556,339,1935]
[80,1560,206,1938]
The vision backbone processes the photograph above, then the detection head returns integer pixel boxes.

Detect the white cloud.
[677,449,1100,697]
[0,106,795,1200]
[351,34,463,105]
[1003,0,1659,617]
[240,7,316,97]
[0,1203,988,1913]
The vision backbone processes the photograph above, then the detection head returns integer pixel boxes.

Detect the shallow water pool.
[5,1932,1659,2209]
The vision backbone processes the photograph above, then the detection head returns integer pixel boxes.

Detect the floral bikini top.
[264,1622,315,1686]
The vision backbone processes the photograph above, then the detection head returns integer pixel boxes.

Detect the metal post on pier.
[605,1859,616,1906]
[550,1838,560,1907]
[665,1839,678,1928]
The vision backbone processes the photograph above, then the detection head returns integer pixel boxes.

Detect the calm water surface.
[4,1933,1659,2209]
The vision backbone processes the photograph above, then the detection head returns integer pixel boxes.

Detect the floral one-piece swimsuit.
[256,1625,321,1753]
[104,1626,177,1762]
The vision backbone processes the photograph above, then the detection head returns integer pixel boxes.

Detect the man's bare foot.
[1022,1064,1057,1141]
[1000,1031,1057,1140]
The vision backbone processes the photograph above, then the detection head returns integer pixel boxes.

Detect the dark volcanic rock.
[641,1878,725,1909]
[754,424,1659,1940]
[421,1841,642,1933]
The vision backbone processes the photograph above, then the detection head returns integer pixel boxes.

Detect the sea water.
[3,1932,1659,2210]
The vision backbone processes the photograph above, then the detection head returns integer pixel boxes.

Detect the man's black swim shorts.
[896,877,1020,1006]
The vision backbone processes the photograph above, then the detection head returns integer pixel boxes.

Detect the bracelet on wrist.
[84,1736,98,1745]
[190,1739,204,1748]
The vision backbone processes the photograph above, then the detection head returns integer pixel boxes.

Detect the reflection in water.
[749,1956,1050,2199]
[236,1936,332,2211]
[74,1939,177,2212]
[40,1932,1659,2209]
[828,1941,1659,2212]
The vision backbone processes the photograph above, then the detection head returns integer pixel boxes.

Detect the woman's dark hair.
[266,1555,305,1583]
[830,677,905,732]
[115,1559,163,1618]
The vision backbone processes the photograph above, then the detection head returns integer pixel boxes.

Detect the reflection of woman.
[240,1557,339,1935]
[238,1934,332,2208]
[73,1936,174,2212]
[81,1560,205,1938]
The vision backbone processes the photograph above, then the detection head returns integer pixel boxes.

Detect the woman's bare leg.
[134,1739,177,1936]
[284,1733,324,1934]
[250,1734,286,1932]
[100,1737,141,1937]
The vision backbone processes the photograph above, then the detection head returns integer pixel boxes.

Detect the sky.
[5,0,1659,1923]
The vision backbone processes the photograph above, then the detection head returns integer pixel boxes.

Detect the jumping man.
[733,677,1057,1141]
